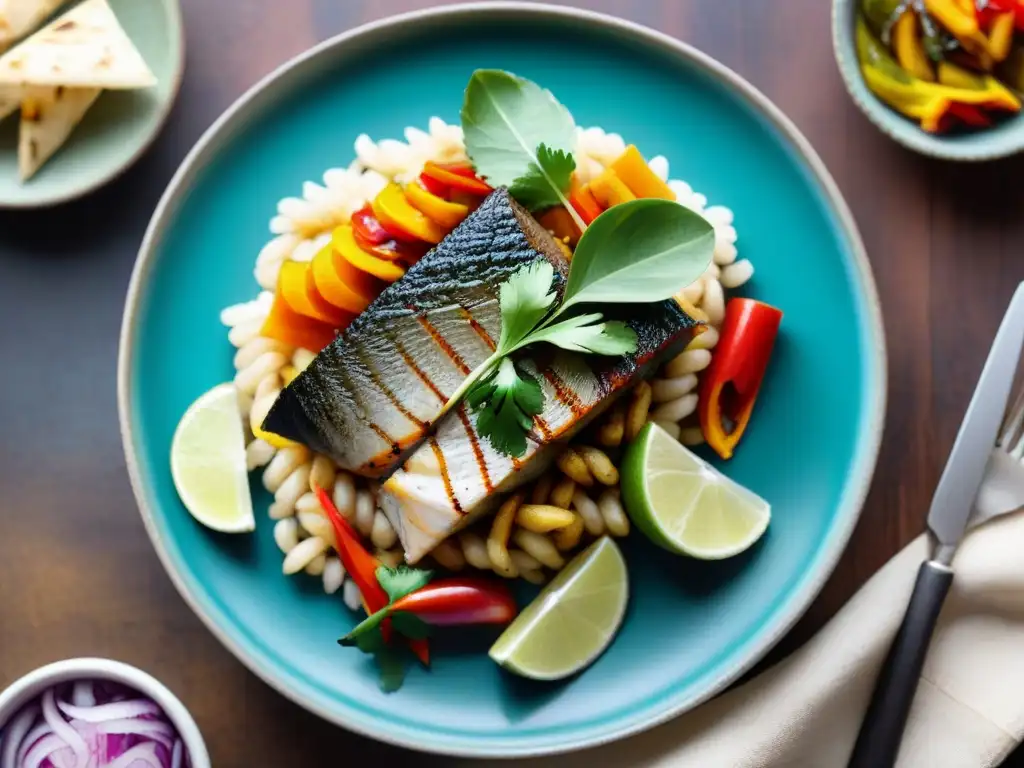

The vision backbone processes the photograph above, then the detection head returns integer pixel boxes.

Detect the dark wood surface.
[1,0,1021,765]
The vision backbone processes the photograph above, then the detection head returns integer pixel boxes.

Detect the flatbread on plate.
[18,84,100,179]
[0,0,66,52]
[0,0,155,89]
[0,82,20,120]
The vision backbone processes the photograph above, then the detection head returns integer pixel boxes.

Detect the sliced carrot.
[311,243,380,314]
[372,183,447,245]
[538,206,582,246]
[405,181,470,229]
[589,168,637,209]
[261,291,336,352]
[422,161,493,196]
[609,145,675,200]
[332,225,407,282]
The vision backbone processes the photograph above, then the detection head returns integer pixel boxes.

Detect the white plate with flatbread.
[0,0,183,207]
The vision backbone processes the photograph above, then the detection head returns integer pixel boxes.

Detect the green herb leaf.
[509,144,577,211]
[376,646,407,693]
[376,564,434,604]
[391,612,432,640]
[461,69,581,225]
[521,313,638,356]
[558,199,714,314]
[498,260,557,351]
[470,358,544,456]
[338,607,391,648]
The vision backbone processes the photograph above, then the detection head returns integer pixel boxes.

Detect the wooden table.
[1,0,1021,764]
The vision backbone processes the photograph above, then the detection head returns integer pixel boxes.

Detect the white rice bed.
[221,119,753,605]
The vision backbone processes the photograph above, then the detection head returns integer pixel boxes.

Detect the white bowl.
[0,657,210,767]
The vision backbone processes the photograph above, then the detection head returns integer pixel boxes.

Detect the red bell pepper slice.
[389,578,518,626]
[979,0,1024,29]
[421,162,493,196]
[569,186,603,225]
[698,298,782,460]
[947,102,993,127]
[417,171,451,198]
[313,485,430,665]
[351,205,418,245]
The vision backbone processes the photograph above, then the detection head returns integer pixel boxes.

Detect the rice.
[222,118,754,602]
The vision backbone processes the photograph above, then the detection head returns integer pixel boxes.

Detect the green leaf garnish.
[521,314,637,356]
[461,69,584,229]
[376,564,434,604]
[391,612,431,640]
[376,646,407,693]
[498,259,557,351]
[509,144,577,211]
[559,198,716,313]
[468,358,545,457]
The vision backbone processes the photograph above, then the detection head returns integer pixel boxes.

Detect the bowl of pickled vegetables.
[833,0,1024,159]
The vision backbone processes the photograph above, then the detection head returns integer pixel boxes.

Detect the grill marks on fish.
[262,189,572,477]
[380,301,700,562]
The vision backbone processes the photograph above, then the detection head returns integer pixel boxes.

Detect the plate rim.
[0,0,187,210]
[117,1,888,758]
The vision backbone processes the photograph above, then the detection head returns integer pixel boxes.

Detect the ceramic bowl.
[832,0,1024,160]
[0,657,210,766]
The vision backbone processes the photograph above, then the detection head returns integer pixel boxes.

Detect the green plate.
[0,0,184,208]
[118,3,886,758]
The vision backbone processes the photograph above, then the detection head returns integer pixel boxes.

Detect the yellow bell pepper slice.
[588,169,636,209]
[372,183,447,245]
[989,11,1016,63]
[608,145,675,200]
[310,242,380,314]
[404,182,470,229]
[892,11,935,81]
[332,225,406,283]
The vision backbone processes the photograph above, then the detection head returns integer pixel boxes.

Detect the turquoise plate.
[118,3,886,758]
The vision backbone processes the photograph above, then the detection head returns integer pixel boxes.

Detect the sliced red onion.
[71,682,96,708]
[1,704,40,768]
[107,742,163,768]
[57,700,162,724]
[42,690,87,767]
[0,679,189,768]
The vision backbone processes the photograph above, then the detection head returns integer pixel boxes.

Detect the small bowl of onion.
[0,658,210,768]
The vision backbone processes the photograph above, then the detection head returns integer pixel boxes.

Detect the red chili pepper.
[313,485,430,665]
[390,578,518,626]
[947,102,993,127]
[979,0,1024,29]
[698,298,782,460]
[421,162,493,196]
[568,186,603,225]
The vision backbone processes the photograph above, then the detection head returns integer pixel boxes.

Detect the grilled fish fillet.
[379,300,700,563]
[262,189,570,478]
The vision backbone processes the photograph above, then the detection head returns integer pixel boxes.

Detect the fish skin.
[262,189,571,477]
[380,303,700,563]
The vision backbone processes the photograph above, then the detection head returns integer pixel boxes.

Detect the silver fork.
[973,382,1024,526]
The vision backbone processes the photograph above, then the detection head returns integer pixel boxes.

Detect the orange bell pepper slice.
[277,260,356,328]
[588,168,637,209]
[568,185,603,225]
[421,162,493,196]
[332,225,406,283]
[372,183,447,245]
[311,242,381,314]
[405,181,470,229]
[698,298,782,460]
[537,206,582,247]
[260,291,336,352]
[609,145,676,200]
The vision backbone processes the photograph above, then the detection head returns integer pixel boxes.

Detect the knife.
[847,282,1024,768]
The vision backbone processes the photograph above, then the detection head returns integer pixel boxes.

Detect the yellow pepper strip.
[989,11,1016,63]
[893,11,935,82]
[953,0,975,13]
[588,169,636,208]
[372,183,447,244]
[608,145,675,200]
[935,61,1021,110]
[332,225,407,282]
[404,182,469,229]
[924,0,994,61]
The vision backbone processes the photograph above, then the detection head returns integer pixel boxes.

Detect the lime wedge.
[488,537,627,680]
[621,422,770,559]
[171,383,255,533]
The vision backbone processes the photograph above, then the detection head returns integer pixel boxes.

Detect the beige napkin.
[463,510,1024,768]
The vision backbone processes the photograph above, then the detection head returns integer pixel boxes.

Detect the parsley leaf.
[469,358,544,457]
[509,144,577,212]
[391,612,431,640]
[498,259,557,351]
[517,313,638,356]
[376,646,407,693]
[376,565,434,604]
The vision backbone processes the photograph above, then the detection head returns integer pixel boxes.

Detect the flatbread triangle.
[18,83,100,179]
[0,0,156,89]
[0,0,67,53]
